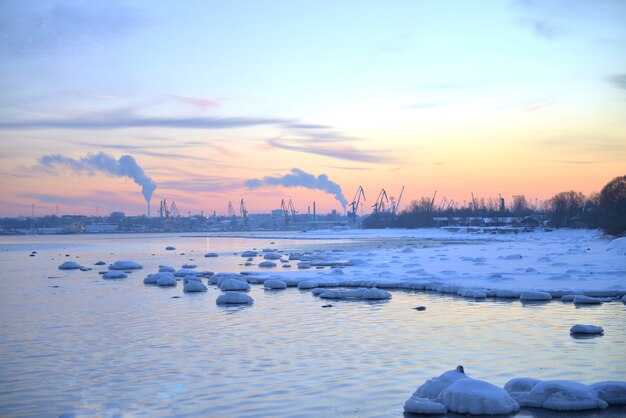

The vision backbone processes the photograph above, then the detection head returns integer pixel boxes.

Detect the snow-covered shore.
[218,228,625,300]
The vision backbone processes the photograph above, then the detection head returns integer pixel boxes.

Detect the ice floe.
[591,381,626,405]
[216,291,253,305]
[157,275,177,287]
[319,287,391,300]
[573,295,603,305]
[506,379,608,411]
[204,252,219,257]
[441,378,519,415]
[219,278,250,291]
[264,279,287,290]
[258,261,277,268]
[165,246,176,250]
[181,264,197,269]
[519,291,552,301]
[158,265,176,273]
[102,271,127,279]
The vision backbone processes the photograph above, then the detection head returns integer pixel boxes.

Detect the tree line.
[363,175,626,236]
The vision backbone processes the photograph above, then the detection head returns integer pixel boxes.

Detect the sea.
[0,233,624,417]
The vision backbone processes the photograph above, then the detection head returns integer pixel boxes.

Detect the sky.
[0,0,625,217]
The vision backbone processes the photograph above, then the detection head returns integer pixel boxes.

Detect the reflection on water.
[0,234,624,417]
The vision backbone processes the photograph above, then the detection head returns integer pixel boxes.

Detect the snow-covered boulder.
[412,366,469,399]
[509,380,608,411]
[58,261,81,270]
[240,250,258,257]
[263,252,282,260]
[109,260,143,270]
[94,261,106,266]
[520,291,552,301]
[183,276,202,284]
[258,261,277,268]
[143,274,158,284]
[216,291,253,305]
[264,279,287,290]
[591,381,626,405]
[298,280,317,290]
[157,275,177,287]
[219,278,250,291]
[182,263,197,269]
[504,378,541,394]
[102,271,127,279]
[573,295,603,305]
[495,289,521,298]
[210,273,243,285]
[403,397,447,415]
[158,265,176,273]
[204,252,219,257]
[184,281,208,292]
[297,262,311,269]
[165,246,176,250]
[570,324,604,335]
[174,269,199,277]
[441,378,519,415]
[622,294,626,303]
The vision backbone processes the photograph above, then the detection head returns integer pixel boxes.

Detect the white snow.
[412,366,468,399]
[109,260,143,270]
[102,271,127,279]
[58,261,81,270]
[591,381,626,405]
[216,291,253,305]
[263,279,287,290]
[219,278,250,291]
[183,281,208,292]
[507,379,608,411]
[441,378,519,415]
[570,324,604,335]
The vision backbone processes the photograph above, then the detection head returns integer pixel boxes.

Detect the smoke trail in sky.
[38,152,157,203]
[245,168,347,209]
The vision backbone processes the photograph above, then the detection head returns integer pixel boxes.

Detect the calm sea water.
[0,233,624,417]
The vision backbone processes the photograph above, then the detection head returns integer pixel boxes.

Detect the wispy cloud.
[267,137,397,164]
[607,74,626,90]
[0,115,293,130]
[528,19,562,40]
[167,95,219,110]
[519,101,552,112]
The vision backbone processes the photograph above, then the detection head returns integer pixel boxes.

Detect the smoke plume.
[245,168,347,209]
[38,152,157,203]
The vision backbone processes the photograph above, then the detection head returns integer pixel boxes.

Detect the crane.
[280,198,289,225]
[170,201,180,217]
[438,196,448,212]
[227,201,236,217]
[288,199,297,220]
[372,188,389,214]
[349,185,366,219]
[239,199,248,226]
[392,186,405,215]
[471,193,478,212]
[430,190,437,211]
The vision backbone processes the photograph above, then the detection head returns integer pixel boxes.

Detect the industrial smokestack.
[148,201,151,218]
[313,201,316,222]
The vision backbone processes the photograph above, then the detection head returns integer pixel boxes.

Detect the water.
[0,233,624,417]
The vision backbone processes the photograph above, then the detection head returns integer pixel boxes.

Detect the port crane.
[280,198,289,225]
[159,199,180,218]
[348,186,366,220]
[227,201,236,218]
[288,199,297,221]
[372,188,389,214]
[391,186,405,215]
[240,199,249,226]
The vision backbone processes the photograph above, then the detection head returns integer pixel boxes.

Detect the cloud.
[267,137,396,164]
[529,20,561,39]
[245,168,348,209]
[0,115,293,130]
[0,2,142,57]
[519,101,552,112]
[607,74,626,90]
[167,95,219,110]
[19,193,85,207]
[35,152,156,203]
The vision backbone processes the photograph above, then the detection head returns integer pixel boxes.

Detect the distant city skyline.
[1,0,625,217]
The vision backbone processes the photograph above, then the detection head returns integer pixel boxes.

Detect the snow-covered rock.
[258,261,277,268]
[591,381,626,405]
[495,289,521,298]
[570,324,604,335]
[58,261,81,270]
[573,295,603,305]
[504,378,542,394]
[94,261,106,266]
[240,250,258,257]
[204,252,219,257]
[298,280,317,290]
[157,275,177,287]
[412,366,469,399]
[219,278,250,291]
[183,276,202,283]
[158,265,176,273]
[508,380,608,411]
[183,281,208,292]
[109,260,143,270]
[441,378,520,415]
[264,279,287,290]
[263,252,282,260]
[165,246,176,250]
[403,397,447,415]
[216,291,253,305]
[102,271,127,279]
[182,263,197,269]
[174,269,199,277]
[457,288,487,299]
[520,291,552,301]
